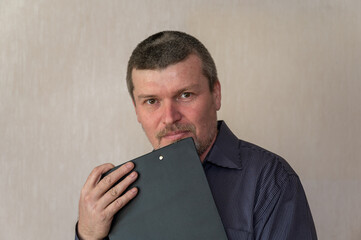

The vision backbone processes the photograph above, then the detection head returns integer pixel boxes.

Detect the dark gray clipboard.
[104,137,228,240]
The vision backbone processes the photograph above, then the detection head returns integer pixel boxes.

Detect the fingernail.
[130,171,137,178]
[131,188,138,194]
[126,162,133,169]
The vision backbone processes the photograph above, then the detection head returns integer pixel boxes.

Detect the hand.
[77,162,138,240]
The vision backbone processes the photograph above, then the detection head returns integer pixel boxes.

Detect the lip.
[162,131,191,141]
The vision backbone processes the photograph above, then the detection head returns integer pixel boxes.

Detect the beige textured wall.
[1,0,360,239]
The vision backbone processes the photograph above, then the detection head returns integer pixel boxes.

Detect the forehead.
[132,55,208,94]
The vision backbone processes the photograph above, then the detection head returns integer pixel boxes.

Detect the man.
[76,31,317,240]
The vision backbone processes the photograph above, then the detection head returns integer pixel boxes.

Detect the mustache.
[156,123,196,140]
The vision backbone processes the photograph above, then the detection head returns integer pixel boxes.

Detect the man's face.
[132,54,221,161]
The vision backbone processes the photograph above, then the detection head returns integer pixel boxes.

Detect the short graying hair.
[126,31,218,101]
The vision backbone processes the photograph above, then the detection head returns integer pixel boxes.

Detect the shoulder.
[213,121,299,183]
[236,139,304,210]
[238,139,305,210]
[238,139,297,178]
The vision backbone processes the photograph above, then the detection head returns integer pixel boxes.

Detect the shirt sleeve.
[253,160,317,240]
[74,222,110,240]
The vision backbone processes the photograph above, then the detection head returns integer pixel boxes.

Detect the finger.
[94,162,135,198]
[83,163,115,191]
[106,187,139,217]
[98,171,138,208]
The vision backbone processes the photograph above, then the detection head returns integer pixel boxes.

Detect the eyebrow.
[174,84,200,96]
[136,84,201,100]
[137,94,157,100]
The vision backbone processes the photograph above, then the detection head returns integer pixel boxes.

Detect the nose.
[162,100,182,125]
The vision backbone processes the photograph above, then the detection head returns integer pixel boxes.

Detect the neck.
[199,131,218,163]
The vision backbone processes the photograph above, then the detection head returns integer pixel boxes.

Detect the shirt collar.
[204,121,242,170]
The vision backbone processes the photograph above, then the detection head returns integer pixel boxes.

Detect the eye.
[180,92,192,99]
[145,99,157,105]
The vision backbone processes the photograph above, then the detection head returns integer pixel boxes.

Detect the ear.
[212,81,221,111]
[132,97,136,108]
[132,98,141,123]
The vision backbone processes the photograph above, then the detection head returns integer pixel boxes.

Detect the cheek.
[197,102,218,130]
[186,103,215,129]
[137,111,161,138]
[198,100,217,119]
[140,116,156,133]
[137,107,156,126]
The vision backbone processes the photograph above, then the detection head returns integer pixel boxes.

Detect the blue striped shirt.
[203,121,317,239]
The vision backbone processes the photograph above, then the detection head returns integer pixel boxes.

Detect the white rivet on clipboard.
[159,155,164,160]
